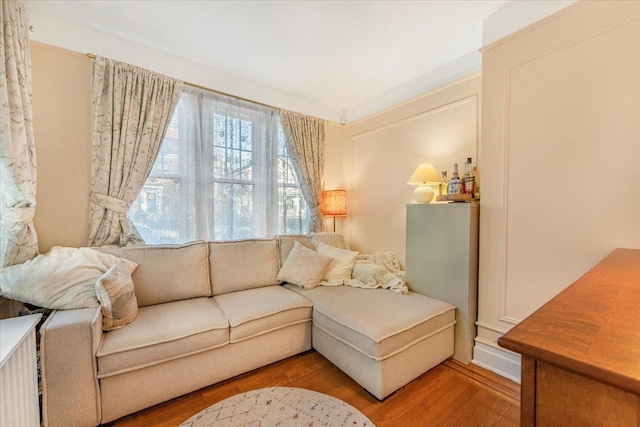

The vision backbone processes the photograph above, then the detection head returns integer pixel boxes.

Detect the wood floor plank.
[111,351,520,427]
[442,389,513,427]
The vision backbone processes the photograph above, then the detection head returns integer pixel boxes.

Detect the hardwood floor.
[111,350,519,427]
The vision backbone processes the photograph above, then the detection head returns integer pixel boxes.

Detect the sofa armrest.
[40,307,103,427]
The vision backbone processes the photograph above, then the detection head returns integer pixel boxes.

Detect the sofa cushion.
[104,241,211,307]
[209,239,280,295]
[276,235,315,267]
[284,284,455,361]
[213,286,312,343]
[96,297,229,377]
[277,241,333,290]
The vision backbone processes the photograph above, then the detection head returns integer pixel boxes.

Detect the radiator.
[0,314,42,427]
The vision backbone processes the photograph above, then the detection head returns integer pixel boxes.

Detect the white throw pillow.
[96,261,139,331]
[0,246,137,309]
[317,242,359,286]
[277,241,333,289]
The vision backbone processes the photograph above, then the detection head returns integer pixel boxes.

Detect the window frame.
[129,87,310,245]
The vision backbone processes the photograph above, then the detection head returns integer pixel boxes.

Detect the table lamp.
[407,163,441,203]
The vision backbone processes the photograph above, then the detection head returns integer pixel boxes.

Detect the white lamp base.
[413,186,435,203]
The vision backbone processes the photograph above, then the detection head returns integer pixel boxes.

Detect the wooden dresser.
[498,249,640,426]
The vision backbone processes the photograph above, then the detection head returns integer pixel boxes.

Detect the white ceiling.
[24,0,508,120]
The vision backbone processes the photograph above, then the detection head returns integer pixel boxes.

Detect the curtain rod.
[85,52,281,111]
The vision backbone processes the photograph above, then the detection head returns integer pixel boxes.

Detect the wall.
[29,42,345,252]
[342,74,481,264]
[26,8,341,123]
[31,42,92,253]
[476,1,640,381]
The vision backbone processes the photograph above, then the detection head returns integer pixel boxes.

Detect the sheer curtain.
[89,57,182,247]
[129,87,310,244]
[0,0,39,266]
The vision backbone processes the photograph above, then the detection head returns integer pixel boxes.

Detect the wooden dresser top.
[498,248,640,394]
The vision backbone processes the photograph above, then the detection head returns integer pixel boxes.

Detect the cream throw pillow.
[0,246,137,309]
[277,241,333,289]
[317,242,359,286]
[96,261,139,331]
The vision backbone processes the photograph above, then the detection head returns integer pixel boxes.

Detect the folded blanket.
[325,251,408,294]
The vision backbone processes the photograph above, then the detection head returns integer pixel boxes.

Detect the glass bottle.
[440,171,448,196]
[463,157,475,196]
[448,163,463,195]
[462,160,470,187]
[472,166,479,199]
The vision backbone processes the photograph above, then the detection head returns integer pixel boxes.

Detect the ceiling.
[24,0,507,119]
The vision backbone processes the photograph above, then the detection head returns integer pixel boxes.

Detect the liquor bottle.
[472,166,479,199]
[440,171,448,196]
[448,163,463,195]
[463,157,476,196]
[462,160,470,187]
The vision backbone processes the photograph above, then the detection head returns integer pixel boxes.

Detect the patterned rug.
[180,387,375,427]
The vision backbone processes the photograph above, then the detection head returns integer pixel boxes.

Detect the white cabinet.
[406,202,479,363]
[0,314,42,427]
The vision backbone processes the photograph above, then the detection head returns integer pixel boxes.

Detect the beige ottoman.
[284,284,455,399]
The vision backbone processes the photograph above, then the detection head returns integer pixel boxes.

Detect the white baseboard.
[472,341,521,384]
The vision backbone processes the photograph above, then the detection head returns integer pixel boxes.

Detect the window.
[128,88,309,244]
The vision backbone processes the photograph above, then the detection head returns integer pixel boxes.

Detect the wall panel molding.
[478,1,640,366]
[498,10,640,322]
[351,95,478,141]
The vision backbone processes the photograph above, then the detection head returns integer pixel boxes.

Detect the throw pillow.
[317,242,359,286]
[0,246,138,309]
[96,261,139,331]
[277,241,333,289]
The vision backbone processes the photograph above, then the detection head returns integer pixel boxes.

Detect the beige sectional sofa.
[40,235,455,427]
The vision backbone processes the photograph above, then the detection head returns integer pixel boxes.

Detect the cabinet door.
[406,203,478,363]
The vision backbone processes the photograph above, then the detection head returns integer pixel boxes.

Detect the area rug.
[180,387,375,427]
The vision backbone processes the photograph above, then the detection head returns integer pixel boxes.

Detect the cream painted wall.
[323,122,346,233]
[342,74,481,265]
[31,42,92,253]
[476,1,640,380]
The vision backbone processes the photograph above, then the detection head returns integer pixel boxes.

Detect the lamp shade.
[407,163,441,185]
[407,163,441,203]
[322,190,347,217]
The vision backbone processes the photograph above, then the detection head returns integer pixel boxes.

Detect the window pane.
[278,185,308,235]
[277,128,298,185]
[129,177,193,244]
[130,88,310,244]
[151,113,181,177]
[213,114,253,181]
[213,182,254,240]
[240,120,252,151]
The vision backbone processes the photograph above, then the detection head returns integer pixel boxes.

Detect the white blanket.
[0,246,137,309]
[342,252,408,294]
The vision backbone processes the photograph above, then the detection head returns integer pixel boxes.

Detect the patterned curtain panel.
[89,57,182,247]
[280,110,326,232]
[0,0,39,266]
